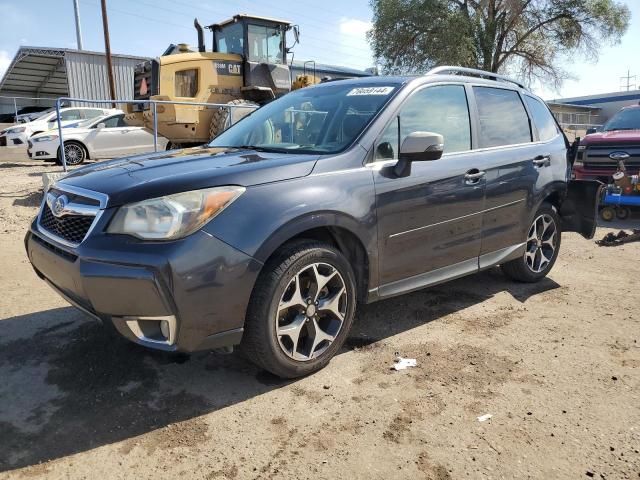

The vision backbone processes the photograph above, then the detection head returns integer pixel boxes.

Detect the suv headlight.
[107,186,245,240]
[9,127,26,133]
[33,134,58,142]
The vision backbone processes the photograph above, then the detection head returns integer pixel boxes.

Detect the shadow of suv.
[25,67,601,378]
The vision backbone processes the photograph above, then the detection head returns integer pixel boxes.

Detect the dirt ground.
[0,147,638,480]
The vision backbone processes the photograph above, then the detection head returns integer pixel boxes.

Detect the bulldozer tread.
[208,99,258,142]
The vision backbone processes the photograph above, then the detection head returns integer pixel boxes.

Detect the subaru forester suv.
[25,67,600,378]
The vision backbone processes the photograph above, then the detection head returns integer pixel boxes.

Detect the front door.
[372,84,485,296]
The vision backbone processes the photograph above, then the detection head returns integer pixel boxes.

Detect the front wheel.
[501,204,561,283]
[57,141,86,165]
[241,241,357,378]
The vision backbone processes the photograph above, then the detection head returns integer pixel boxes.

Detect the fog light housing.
[160,320,170,340]
[121,315,177,346]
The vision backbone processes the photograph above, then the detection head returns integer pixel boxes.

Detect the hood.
[581,129,640,145]
[56,146,320,207]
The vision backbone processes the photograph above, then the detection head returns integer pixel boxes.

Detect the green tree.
[368,0,630,87]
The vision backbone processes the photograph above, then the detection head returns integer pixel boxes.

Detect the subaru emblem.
[52,195,68,217]
[609,151,630,160]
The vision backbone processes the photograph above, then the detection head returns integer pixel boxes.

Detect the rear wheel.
[209,99,258,141]
[57,141,87,165]
[241,241,357,378]
[616,207,630,220]
[501,204,561,283]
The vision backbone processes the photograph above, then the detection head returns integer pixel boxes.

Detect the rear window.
[175,69,198,97]
[473,87,532,148]
[524,95,558,141]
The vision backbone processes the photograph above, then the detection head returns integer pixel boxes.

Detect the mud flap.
[558,180,603,239]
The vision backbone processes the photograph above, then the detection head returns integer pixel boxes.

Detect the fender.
[252,210,378,295]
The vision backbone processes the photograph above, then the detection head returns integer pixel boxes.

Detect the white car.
[4,107,118,147]
[28,113,169,165]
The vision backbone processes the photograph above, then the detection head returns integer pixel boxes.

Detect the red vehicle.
[574,103,640,182]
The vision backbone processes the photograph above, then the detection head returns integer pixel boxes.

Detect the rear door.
[470,86,540,264]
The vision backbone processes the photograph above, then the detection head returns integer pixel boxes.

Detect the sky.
[0,0,638,100]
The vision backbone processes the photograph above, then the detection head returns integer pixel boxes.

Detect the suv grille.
[584,144,640,170]
[37,187,105,246]
[40,203,95,244]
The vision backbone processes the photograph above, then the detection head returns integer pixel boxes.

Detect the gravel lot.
[0,147,639,479]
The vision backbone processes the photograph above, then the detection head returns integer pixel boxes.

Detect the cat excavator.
[125,14,322,147]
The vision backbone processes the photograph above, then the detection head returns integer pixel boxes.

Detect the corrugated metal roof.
[0,46,150,101]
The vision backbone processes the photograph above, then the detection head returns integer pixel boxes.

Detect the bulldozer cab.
[208,15,297,102]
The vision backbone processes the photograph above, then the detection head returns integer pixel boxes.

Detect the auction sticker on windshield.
[347,86,395,96]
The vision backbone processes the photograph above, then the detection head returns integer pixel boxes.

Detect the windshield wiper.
[606,127,637,131]
[216,145,290,153]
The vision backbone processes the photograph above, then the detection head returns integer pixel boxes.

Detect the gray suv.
[25,67,600,378]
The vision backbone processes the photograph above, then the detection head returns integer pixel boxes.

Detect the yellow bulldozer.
[125,14,323,148]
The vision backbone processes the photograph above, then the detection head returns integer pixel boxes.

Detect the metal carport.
[0,46,150,114]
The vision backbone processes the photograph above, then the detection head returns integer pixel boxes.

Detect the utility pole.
[100,0,117,107]
[72,0,83,50]
[620,69,636,92]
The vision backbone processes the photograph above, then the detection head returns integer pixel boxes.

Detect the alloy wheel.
[276,262,348,361]
[64,144,84,165]
[525,213,557,273]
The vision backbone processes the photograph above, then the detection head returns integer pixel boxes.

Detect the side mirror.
[395,131,444,176]
[96,122,106,129]
[585,127,597,135]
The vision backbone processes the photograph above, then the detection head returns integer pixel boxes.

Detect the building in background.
[548,89,640,140]
[0,46,150,115]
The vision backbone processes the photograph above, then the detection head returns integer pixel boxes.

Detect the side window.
[375,85,471,160]
[59,109,82,121]
[117,116,129,127]
[473,87,531,148]
[82,109,106,119]
[523,95,559,141]
[99,116,121,128]
[175,69,198,97]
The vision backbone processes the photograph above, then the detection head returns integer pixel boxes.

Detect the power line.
[163,0,374,57]
[81,0,373,64]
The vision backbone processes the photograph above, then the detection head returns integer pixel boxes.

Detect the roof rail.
[427,66,527,90]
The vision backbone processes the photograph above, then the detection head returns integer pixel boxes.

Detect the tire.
[209,99,258,141]
[241,240,357,378]
[501,203,561,283]
[600,206,615,222]
[57,141,87,165]
[616,207,630,220]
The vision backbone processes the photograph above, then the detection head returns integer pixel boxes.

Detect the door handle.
[533,155,551,167]
[464,169,486,185]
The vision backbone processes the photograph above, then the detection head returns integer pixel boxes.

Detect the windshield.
[603,108,640,131]
[208,83,399,154]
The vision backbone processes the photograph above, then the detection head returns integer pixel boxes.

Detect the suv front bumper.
[25,221,262,352]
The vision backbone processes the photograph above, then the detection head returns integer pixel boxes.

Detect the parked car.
[28,113,169,164]
[0,126,11,147]
[574,103,640,182]
[3,107,119,146]
[25,69,600,378]
[16,106,52,123]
